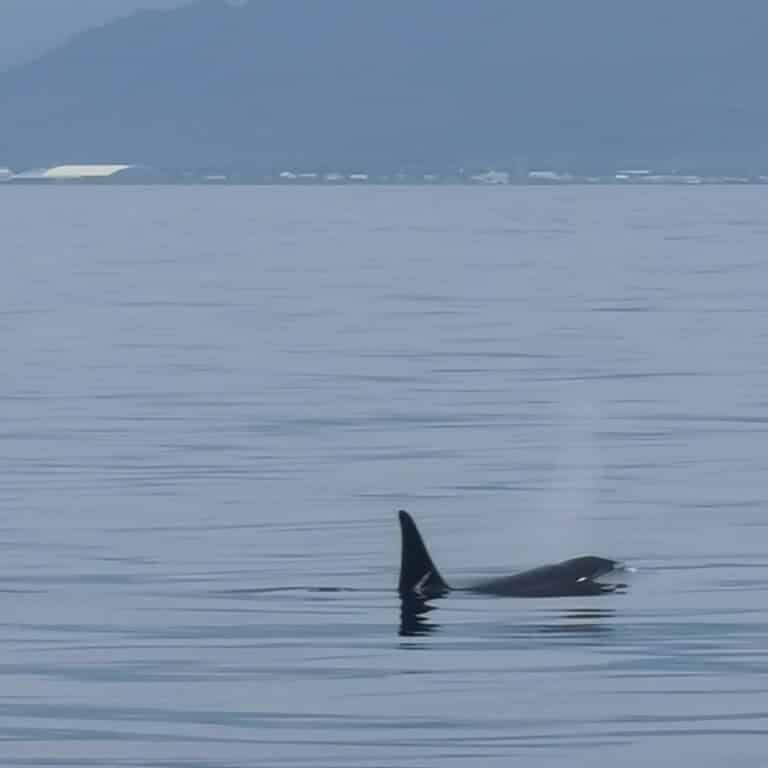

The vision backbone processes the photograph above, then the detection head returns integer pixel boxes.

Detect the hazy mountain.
[1,0,766,172]
[0,1,184,73]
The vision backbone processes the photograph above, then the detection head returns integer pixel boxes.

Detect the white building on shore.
[44,164,135,180]
[6,164,168,183]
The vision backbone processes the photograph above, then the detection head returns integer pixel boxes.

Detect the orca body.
[398,510,626,598]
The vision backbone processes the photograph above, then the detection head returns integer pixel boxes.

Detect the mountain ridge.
[1,0,767,172]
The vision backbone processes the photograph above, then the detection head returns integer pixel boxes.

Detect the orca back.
[470,556,623,597]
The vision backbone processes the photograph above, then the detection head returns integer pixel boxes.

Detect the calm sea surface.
[1,185,768,766]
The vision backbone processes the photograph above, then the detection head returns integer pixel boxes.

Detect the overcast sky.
[0,0,185,71]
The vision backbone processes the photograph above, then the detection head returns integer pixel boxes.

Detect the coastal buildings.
[1,162,765,186]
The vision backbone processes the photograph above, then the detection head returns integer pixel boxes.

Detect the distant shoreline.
[2,178,767,187]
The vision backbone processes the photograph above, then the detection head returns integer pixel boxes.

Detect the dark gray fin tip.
[397,510,450,598]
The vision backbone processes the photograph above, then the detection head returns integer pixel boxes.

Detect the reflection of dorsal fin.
[398,510,449,597]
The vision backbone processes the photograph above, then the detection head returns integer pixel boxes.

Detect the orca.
[398,510,626,598]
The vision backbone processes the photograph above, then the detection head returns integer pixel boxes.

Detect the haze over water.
[1,186,768,766]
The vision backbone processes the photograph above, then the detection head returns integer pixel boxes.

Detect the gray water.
[1,185,768,766]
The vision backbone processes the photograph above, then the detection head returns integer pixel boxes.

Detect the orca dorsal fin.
[398,510,449,597]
